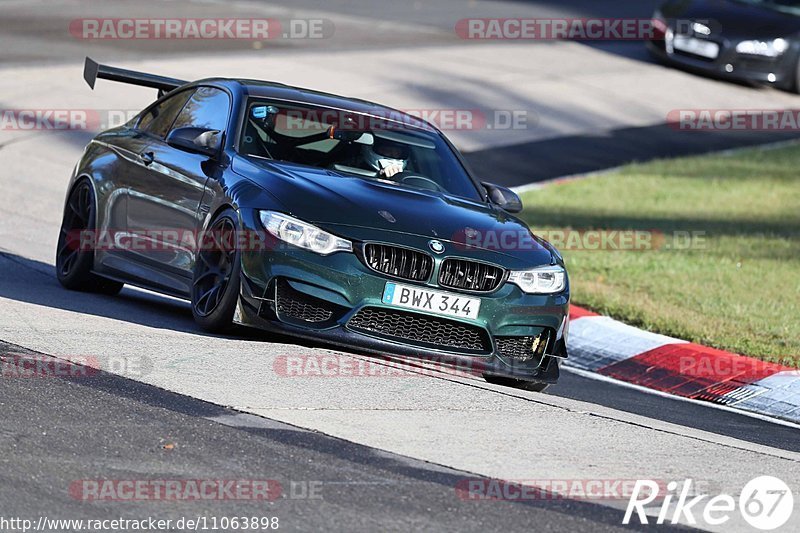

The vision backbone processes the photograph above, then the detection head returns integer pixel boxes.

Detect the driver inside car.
[246,105,413,181]
[361,137,409,178]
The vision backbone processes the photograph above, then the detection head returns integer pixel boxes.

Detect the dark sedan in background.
[649,0,800,91]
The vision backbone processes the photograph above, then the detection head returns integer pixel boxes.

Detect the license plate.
[673,35,719,59]
[382,282,481,320]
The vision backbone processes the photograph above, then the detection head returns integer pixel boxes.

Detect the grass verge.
[519,143,800,365]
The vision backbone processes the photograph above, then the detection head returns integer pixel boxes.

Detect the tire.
[56,180,123,295]
[191,209,241,333]
[483,374,549,393]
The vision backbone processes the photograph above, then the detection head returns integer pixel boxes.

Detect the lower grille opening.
[348,307,491,353]
[275,279,340,324]
[495,330,552,364]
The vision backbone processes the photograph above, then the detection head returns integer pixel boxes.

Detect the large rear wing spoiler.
[83,57,187,97]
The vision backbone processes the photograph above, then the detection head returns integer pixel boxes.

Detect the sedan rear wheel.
[56,180,123,295]
[191,209,241,332]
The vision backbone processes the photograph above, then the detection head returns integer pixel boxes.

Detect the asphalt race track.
[1,1,799,532]
[0,339,637,532]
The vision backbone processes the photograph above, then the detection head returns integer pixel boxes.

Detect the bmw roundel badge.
[428,240,445,254]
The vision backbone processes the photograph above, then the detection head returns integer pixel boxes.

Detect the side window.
[171,87,230,133]
[137,89,194,139]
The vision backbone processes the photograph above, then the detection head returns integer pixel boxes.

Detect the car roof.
[228,79,436,130]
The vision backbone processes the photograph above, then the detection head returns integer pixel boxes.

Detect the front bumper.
[235,212,569,383]
[648,35,798,90]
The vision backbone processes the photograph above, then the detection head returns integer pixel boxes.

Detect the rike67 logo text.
[624,476,793,530]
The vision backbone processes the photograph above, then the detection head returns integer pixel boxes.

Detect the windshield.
[238,99,483,201]
[731,0,800,16]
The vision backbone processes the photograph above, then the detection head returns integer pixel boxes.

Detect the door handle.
[140,151,155,166]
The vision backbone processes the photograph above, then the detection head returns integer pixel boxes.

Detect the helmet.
[363,137,409,173]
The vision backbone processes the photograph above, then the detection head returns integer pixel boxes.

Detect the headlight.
[259,211,352,255]
[508,265,566,294]
[736,38,789,58]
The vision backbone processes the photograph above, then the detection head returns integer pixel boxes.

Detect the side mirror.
[166,127,223,157]
[482,182,523,213]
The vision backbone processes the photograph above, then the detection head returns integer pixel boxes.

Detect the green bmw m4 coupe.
[56,58,570,391]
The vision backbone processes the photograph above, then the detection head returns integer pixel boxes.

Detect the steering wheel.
[396,172,444,192]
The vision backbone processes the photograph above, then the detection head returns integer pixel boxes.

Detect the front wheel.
[483,374,549,392]
[191,209,242,333]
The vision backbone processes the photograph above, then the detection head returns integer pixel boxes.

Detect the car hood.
[663,0,800,40]
[233,156,557,266]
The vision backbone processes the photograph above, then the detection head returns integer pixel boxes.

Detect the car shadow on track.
[0,251,369,355]
[0,251,275,341]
